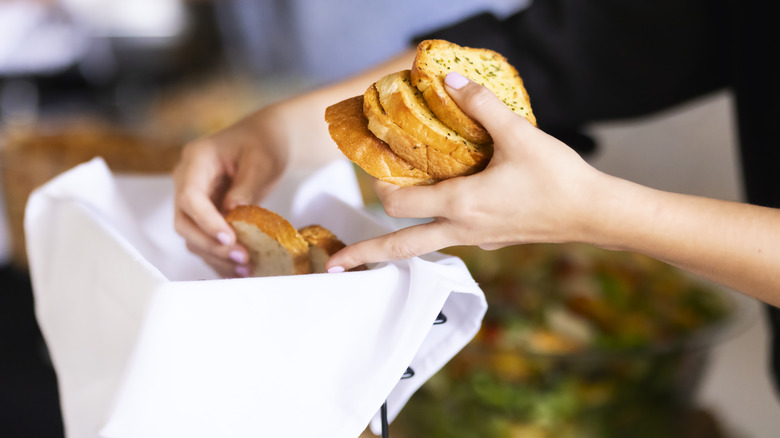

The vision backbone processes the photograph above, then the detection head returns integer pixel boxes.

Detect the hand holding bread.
[326,40,536,185]
[172,110,292,278]
[172,48,415,278]
[326,70,599,272]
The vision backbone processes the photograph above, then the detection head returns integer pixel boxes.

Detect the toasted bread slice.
[298,225,346,273]
[362,83,429,174]
[299,225,367,273]
[363,82,479,180]
[411,39,536,145]
[325,95,436,186]
[374,70,491,172]
[226,205,311,277]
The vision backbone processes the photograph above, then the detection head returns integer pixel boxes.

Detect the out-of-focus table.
[0,120,182,269]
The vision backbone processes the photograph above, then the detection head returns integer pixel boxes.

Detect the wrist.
[568,170,648,251]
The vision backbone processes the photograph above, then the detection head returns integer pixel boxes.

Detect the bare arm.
[589,176,780,306]
[267,49,417,170]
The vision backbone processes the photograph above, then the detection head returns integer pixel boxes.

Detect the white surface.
[24,158,487,438]
[60,0,186,38]
[589,91,780,438]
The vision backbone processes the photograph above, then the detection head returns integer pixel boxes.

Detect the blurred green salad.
[395,243,734,438]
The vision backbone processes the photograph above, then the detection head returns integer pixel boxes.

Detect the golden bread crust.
[325,95,436,186]
[299,225,345,274]
[298,225,346,257]
[362,83,430,174]
[325,39,534,187]
[374,70,490,175]
[411,39,537,145]
[364,83,480,180]
[299,225,367,273]
[225,205,311,276]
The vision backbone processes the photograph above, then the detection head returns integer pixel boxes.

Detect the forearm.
[584,173,780,305]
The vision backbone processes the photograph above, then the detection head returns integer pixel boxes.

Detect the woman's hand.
[171,50,418,278]
[327,72,605,272]
[173,105,290,278]
[327,73,780,306]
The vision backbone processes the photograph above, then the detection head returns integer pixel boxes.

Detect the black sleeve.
[416,1,729,153]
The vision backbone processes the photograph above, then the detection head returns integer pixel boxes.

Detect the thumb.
[223,149,283,211]
[444,72,532,137]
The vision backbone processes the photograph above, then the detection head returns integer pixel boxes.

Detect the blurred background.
[1,1,779,437]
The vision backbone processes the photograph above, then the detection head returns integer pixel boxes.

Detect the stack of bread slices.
[326,39,536,186]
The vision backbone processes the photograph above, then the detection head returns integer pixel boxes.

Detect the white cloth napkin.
[25,158,487,438]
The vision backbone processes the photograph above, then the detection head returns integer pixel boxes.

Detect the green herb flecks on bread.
[411,39,536,145]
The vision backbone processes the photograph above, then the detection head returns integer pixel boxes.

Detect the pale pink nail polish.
[327,266,345,274]
[217,232,232,245]
[445,72,469,90]
[230,250,246,264]
[235,265,250,277]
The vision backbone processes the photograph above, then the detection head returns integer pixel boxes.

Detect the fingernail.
[235,265,250,277]
[327,266,345,274]
[217,232,232,245]
[445,72,469,90]
[230,250,246,264]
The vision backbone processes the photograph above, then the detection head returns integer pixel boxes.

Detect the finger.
[371,179,401,199]
[374,178,464,219]
[223,147,283,211]
[325,220,455,271]
[197,250,250,278]
[176,185,236,245]
[478,242,514,251]
[174,151,238,246]
[444,72,534,137]
[175,209,250,267]
[185,235,250,279]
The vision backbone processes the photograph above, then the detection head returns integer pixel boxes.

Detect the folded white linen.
[25,158,486,438]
